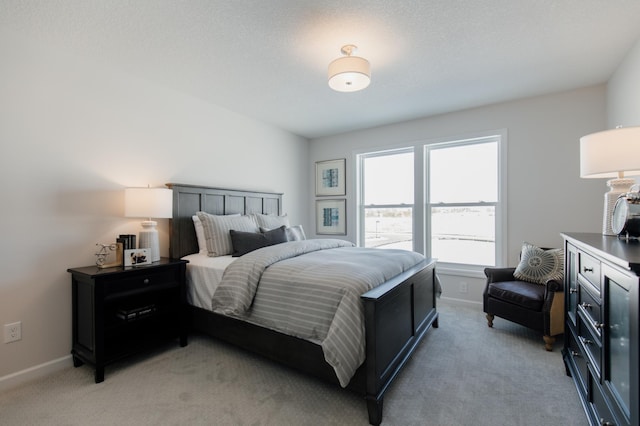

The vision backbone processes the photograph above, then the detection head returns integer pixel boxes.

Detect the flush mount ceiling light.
[327,44,371,92]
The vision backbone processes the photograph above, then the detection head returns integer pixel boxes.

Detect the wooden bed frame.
[167,183,439,425]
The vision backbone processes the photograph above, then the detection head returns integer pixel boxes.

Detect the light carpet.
[0,301,586,425]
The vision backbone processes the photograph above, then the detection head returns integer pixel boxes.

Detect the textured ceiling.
[2,0,640,139]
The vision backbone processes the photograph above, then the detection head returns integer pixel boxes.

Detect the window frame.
[357,147,415,250]
[354,129,506,276]
[424,132,507,274]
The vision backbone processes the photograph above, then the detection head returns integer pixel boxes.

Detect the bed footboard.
[361,258,438,425]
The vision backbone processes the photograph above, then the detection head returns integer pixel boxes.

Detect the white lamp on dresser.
[124,187,173,262]
[580,126,640,235]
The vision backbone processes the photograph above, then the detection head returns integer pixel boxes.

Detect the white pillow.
[192,215,207,254]
[196,211,259,257]
[253,213,290,229]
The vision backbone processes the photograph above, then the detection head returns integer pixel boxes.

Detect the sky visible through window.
[429,142,497,203]
[364,152,413,205]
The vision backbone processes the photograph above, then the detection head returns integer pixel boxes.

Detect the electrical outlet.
[4,321,22,343]
[459,282,468,294]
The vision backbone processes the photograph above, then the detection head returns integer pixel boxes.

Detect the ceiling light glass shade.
[580,126,640,235]
[328,45,371,92]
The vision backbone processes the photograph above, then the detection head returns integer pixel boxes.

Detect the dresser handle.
[571,350,581,358]
[600,419,615,426]
[580,336,593,346]
[594,322,605,329]
[143,278,150,284]
[570,288,578,294]
[583,267,594,273]
[580,302,592,309]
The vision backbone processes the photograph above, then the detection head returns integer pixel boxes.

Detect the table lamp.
[124,187,173,262]
[580,126,640,235]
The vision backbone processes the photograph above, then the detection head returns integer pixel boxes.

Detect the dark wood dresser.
[68,258,188,383]
[562,233,639,426]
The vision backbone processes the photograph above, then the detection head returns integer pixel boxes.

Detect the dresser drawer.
[591,379,619,426]
[578,312,602,379]
[567,328,589,395]
[101,267,180,296]
[578,251,600,293]
[578,283,602,337]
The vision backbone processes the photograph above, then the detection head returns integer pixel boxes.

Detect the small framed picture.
[315,158,346,196]
[316,199,346,235]
[124,248,151,267]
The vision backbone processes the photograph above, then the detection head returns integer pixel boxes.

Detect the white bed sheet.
[181,253,236,310]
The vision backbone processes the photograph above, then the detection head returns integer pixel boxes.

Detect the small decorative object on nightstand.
[124,186,173,262]
[68,258,188,383]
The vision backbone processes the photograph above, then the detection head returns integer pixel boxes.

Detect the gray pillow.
[514,242,564,285]
[253,213,290,229]
[196,212,259,257]
[230,226,288,257]
[260,224,306,241]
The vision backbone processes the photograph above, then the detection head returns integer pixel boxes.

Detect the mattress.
[181,253,236,310]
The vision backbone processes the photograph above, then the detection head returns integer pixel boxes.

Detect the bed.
[167,183,439,425]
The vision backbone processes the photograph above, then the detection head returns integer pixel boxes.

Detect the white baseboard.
[0,355,72,393]
[439,296,483,309]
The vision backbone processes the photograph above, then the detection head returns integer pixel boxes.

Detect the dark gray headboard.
[166,183,283,259]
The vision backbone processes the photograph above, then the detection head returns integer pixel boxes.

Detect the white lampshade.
[124,187,173,219]
[124,187,173,262]
[328,45,371,93]
[580,126,640,178]
[580,126,640,235]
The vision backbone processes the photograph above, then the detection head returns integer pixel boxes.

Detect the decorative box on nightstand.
[67,258,188,383]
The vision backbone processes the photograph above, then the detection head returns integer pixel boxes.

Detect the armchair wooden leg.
[543,335,555,351]
[486,313,494,328]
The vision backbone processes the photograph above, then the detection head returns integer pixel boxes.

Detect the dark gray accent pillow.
[260,225,306,241]
[230,226,288,257]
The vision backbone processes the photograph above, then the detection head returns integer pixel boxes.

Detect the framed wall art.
[315,158,346,196]
[316,199,346,235]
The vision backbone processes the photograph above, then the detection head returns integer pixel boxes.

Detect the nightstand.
[68,258,188,383]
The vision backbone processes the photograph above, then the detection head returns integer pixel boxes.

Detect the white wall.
[608,37,640,127]
[0,32,309,381]
[309,86,607,304]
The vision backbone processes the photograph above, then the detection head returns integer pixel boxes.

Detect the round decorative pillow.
[513,242,564,285]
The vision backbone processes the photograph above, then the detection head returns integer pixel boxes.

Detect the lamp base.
[138,220,160,262]
[602,178,635,235]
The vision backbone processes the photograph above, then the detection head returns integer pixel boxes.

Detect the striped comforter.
[211,239,425,387]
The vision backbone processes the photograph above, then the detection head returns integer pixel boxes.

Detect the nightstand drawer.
[102,268,180,296]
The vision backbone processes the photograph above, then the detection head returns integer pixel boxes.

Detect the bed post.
[361,258,438,425]
[366,397,383,426]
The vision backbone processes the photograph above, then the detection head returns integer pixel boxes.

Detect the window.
[358,149,414,249]
[426,136,502,266]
